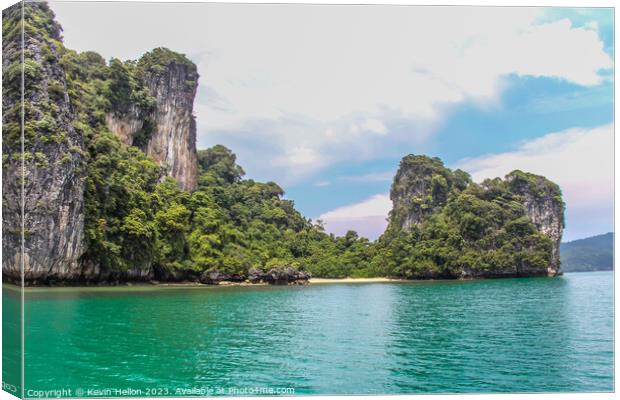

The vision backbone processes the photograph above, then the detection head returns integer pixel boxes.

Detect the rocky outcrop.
[142,54,198,192]
[3,3,566,286]
[199,271,245,285]
[197,268,310,285]
[2,2,85,283]
[248,267,311,285]
[386,154,564,278]
[105,48,199,191]
[388,155,470,231]
[152,267,310,286]
[263,268,311,285]
[2,3,23,283]
[248,268,265,284]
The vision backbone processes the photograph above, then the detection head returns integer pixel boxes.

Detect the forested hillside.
[561,233,613,272]
[2,2,566,284]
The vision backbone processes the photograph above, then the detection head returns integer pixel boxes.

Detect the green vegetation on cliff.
[375,155,563,279]
[137,47,198,86]
[58,38,360,278]
[48,33,368,278]
[3,2,565,283]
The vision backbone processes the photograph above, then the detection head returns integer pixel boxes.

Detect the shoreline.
[2,273,579,291]
[3,277,407,291]
[1,281,267,292]
[308,277,406,284]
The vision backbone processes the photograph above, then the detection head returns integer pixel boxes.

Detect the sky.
[50,2,614,242]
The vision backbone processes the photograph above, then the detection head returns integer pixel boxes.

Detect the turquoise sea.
[3,271,614,396]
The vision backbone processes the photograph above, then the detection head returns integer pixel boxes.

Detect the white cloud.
[319,194,392,239]
[52,3,612,181]
[270,145,327,182]
[457,124,613,211]
[320,194,392,220]
[351,119,388,135]
[277,146,322,168]
[314,181,330,187]
[340,171,395,183]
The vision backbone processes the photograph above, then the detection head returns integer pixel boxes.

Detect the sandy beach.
[308,277,405,284]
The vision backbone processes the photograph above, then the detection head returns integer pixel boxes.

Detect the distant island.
[561,233,613,272]
[3,2,565,286]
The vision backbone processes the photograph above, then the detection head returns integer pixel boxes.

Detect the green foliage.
[82,131,164,271]
[105,58,156,115]
[388,155,471,232]
[197,145,245,184]
[24,2,563,281]
[132,119,155,148]
[22,2,63,41]
[183,151,371,277]
[137,47,197,85]
[376,156,562,279]
[58,47,567,279]
[59,42,168,273]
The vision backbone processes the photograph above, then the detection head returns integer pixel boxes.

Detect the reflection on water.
[3,285,22,397]
[5,272,613,395]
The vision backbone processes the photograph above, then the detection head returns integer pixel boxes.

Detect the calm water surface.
[3,271,614,396]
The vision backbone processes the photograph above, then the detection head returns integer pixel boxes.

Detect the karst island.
[1,2,566,286]
[2,1,614,397]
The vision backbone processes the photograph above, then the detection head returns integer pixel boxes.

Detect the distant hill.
[561,233,614,272]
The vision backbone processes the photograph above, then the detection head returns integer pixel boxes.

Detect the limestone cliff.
[105,106,143,146]
[389,155,470,230]
[2,3,201,284]
[2,2,85,282]
[506,171,565,275]
[386,154,565,278]
[105,48,199,192]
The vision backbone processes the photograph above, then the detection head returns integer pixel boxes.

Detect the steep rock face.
[506,171,564,275]
[143,59,198,192]
[105,106,143,146]
[2,3,23,282]
[388,155,470,231]
[105,49,199,191]
[2,2,85,282]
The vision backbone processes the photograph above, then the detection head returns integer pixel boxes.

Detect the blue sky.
[52,3,614,242]
[255,7,613,242]
[286,74,614,212]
